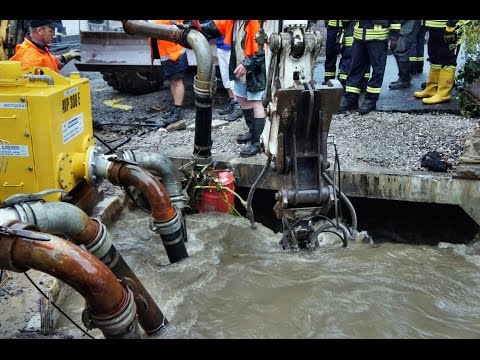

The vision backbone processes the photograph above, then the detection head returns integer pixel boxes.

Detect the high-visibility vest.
[353,20,394,41]
[213,20,261,57]
[150,20,186,61]
[10,37,60,72]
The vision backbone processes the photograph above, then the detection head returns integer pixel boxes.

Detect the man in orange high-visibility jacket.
[10,20,80,73]
[201,20,266,158]
[150,20,188,126]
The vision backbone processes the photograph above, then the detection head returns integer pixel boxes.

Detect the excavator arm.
[257,20,357,250]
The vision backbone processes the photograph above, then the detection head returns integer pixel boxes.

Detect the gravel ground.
[87,71,479,173]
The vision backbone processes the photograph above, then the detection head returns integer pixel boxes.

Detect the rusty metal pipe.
[0,222,140,339]
[121,149,184,210]
[122,20,215,166]
[109,162,176,222]
[122,20,213,83]
[0,201,168,335]
[107,162,188,263]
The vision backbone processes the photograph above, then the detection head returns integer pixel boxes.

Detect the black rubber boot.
[358,97,377,114]
[338,93,359,113]
[240,117,265,157]
[236,108,254,144]
[389,62,411,90]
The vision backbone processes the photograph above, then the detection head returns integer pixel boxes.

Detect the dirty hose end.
[150,211,188,263]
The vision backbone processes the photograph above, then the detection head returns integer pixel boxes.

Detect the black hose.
[322,172,357,240]
[93,133,116,154]
[246,157,272,228]
[333,143,344,220]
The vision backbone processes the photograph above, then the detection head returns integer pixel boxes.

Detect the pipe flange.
[86,146,101,185]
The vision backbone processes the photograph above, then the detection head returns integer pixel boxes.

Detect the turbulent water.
[55,208,480,339]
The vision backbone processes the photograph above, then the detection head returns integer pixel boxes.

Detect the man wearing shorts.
[151,20,188,126]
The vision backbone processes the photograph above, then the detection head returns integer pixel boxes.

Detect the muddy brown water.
[52,207,480,339]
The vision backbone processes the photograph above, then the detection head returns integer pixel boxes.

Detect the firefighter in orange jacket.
[150,20,188,125]
[201,20,266,157]
[10,20,80,73]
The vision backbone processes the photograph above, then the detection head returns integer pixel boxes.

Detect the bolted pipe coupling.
[82,285,140,339]
[85,219,116,263]
[150,211,188,263]
[193,73,216,100]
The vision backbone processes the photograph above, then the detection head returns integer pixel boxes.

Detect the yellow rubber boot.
[422,67,455,104]
[414,67,440,99]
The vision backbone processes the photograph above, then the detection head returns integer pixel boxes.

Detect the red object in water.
[196,170,235,213]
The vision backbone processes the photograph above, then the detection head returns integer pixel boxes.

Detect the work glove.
[444,26,458,44]
[61,49,81,64]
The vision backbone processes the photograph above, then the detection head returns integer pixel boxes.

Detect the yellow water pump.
[0,61,95,202]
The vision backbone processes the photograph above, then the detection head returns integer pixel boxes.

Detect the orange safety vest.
[213,20,261,57]
[10,37,61,73]
[150,20,186,62]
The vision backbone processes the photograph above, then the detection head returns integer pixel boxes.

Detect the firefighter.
[337,20,371,90]
[200,20,266,157]
[323,20,344,84]
[409,25,427,75]
[413,20,464,105]
[338,20,398,114]
[10,20,80,73]
[389,20,422,90]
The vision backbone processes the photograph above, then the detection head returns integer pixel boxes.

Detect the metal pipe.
[0,221,139,339]
[121,149,184,210]
[122,20,213,83]
[107,161,188,263]
[0,201,168,335]
[122,20,215,166]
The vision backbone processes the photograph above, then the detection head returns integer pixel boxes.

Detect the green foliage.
[456,20,480,117]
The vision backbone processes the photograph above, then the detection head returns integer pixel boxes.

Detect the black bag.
[421,151,452,172]
[242,52,266,93]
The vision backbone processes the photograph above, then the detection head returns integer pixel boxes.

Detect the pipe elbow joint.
[181,29,194,49]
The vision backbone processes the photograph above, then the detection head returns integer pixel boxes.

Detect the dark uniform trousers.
[409,26,427,74]
[394,20,421,63]
[324,22,343,81]
[345,39,388,101]
[338,20,371,88]
[427,28,458,67]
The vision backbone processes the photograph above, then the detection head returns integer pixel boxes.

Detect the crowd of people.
[8,19,467,158]
[324,20,465,114]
